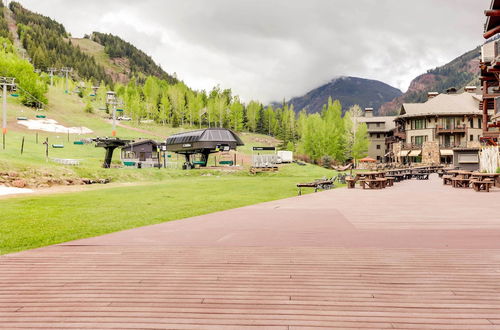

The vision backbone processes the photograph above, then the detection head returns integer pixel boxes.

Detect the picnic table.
[470,173,500,188]
[355,172,387,189]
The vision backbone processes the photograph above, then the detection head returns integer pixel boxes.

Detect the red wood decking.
[1,176,500,329]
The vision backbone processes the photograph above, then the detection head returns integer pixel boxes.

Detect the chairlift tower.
[106,91,122,137]
[1,77,16,150]
[60,67,73,93]
[47,68,58,87]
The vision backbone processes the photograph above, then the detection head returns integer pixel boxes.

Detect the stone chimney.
[364,108,374,117]
[464,86,477,93]
[427,92,439,100]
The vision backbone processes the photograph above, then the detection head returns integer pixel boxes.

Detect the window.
[122,151,136,159]
[377,134,380,139]
[414,136,425,146]
[377,156,381,161]
[376,123,380,127]
[413,119,426,130]
[469,118,474,129]
[470,135,474,142]
[376,145,381,150]
[478,118,482,129]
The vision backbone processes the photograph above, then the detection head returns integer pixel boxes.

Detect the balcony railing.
[402,143,422,150]
[439,143,467,149]
[435,125,466,134]
[394,131,406,140]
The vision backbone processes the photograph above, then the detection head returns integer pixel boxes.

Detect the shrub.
[321,155,332,169]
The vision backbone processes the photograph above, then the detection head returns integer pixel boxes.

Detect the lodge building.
[356,108,395,162]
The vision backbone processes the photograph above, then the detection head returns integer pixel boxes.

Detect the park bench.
[297,179,334,196]
[471,179,494,192]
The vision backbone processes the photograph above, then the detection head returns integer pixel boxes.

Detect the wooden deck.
[1,175,500,329]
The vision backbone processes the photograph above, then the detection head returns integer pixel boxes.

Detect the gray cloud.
[17,0,489,103]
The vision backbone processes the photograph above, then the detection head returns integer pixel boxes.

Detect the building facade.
[481,0,500,143]
[392,91,483,165]
[121,139,160,168]
[357,108,395,162]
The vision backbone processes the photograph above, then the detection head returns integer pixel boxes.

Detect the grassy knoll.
[0,163,342,254]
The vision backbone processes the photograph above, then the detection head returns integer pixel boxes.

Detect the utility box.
[277,150,293,163]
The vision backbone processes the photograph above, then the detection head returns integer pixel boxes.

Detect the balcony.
[439,143,467,149]
[394,131,406,140]
[385,136,399,144]
[435,125,466,134]
[403,143,422,150]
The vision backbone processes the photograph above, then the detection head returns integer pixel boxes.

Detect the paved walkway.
[2,175,500,329]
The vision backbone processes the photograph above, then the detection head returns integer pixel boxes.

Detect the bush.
[84,102,94,114]
[496,167,500,174]
[321,155,332,169]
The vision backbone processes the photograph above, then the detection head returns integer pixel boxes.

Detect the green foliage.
[0,38,47,106]
[297,99,369,164]
[321,155,332,169]
[0,2,11,40]
[84,101,93,114]
[90,32,176,84]
[351,122,370,161]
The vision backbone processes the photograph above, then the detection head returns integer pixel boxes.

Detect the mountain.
[5,2,176,85]
[380,47,481,115]
[284,76,403,115]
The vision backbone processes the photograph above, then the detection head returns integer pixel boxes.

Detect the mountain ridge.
[279,76,403,115]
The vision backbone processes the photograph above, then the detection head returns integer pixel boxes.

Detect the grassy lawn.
[0,164,343,254]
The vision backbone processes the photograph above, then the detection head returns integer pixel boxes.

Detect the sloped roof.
[127,139,158,147]
[398,93,482,118]
[166,128,244,146]
[357,116,396,131]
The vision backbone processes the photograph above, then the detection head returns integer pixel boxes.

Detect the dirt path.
[106,119,167,138]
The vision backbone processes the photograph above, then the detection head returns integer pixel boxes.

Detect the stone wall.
[422,141,440,165]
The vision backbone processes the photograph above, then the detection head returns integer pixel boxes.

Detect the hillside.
[4,2,176,86]
[284,76,403,115]
[380,46,481,115]
[89,32,176,84]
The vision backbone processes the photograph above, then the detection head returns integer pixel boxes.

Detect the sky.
[15,0,491,103]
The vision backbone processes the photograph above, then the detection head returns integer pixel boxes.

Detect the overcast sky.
[15,0,490,103]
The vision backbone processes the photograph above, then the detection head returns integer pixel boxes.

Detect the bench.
[414,173,429,180]
[471,180,494,192]
[297,180,334,195]
[451,177,470,188]
[385,176,395,187]
[345,177,357,189]
[360,179,385,190]
[442,175,453,185]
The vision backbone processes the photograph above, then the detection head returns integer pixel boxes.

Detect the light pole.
[1,77,16,150]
